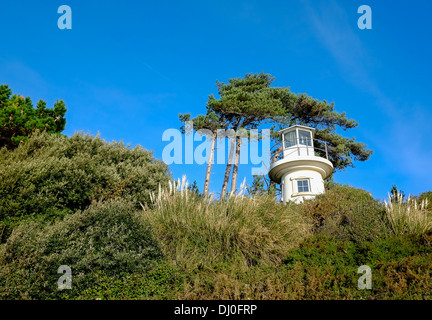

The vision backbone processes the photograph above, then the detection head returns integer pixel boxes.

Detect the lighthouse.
[268,125,334,203]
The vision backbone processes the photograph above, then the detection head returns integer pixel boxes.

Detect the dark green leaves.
[0,84,67,149]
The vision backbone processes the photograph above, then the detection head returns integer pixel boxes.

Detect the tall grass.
[141,176,312,270]
[384,191,432,236]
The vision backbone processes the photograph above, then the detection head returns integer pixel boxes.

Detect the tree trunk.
[269,144,283,190]
[220,130,235,199]
[203,131,217,197]
[230,135,242,195]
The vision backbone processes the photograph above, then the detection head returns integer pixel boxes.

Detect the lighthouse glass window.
[298,130,312,146]
[283,131,296,148]
[297,179,310,193]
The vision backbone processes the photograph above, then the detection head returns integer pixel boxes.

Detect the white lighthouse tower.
[268,125,334,203]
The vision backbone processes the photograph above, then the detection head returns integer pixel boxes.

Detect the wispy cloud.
[302,0,432,187]
[134,57,175,85]
[0,58,49,99]
[303,1,384,103]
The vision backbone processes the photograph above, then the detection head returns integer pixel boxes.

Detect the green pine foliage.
[0,84,67,149]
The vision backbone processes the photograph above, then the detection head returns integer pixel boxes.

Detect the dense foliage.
[0,130,170,242]
[0,84,67,149]
[0,200,171,299]
[1,177,431,300]
[300,185,388,242]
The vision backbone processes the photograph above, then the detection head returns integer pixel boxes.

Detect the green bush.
[175,234,432,300]
[280,235,432,299]
[300,185,388,242]
[0,200,166,299]
[72,264,184,300]
[0,130,170,242]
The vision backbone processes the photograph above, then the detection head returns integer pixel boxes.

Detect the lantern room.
[268,125,334,204]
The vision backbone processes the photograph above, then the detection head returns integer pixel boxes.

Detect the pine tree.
[0,85,67,149]
[207,72,290,196]
[179,110,227,197]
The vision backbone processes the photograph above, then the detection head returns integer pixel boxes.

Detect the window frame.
[282,128,313,149]
[296,179,311,193]
[283,130,296,149]
[298,130,312,147]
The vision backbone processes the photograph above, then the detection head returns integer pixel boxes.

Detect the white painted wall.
[282,145,315,159]
[281,169,325,204]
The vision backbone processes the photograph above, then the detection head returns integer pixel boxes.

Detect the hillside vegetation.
[0,131,170,242]
[1,133,432,300]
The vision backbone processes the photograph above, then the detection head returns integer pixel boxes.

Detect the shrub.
[175,234,432,300]
[71,263,185,300]
[178,234,432,300]
[0,130,170,242]
[299,185,388,242]
[280,235,432,300]
[0,200,165,299]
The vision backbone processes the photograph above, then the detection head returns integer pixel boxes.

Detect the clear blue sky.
[1,0,431,200]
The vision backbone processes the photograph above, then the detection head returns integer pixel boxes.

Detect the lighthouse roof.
[277,125,316,136]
